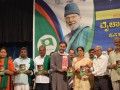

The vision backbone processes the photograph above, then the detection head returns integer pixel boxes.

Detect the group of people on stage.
[0,47,34,90]
[0,37,120,90]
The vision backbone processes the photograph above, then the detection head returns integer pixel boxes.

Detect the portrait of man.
[64,3,91,53]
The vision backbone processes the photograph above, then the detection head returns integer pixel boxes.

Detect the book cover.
[116,60,120,66]
[62,56,68,69]
[0,65,4,75]
[37,65,43,75]
[80,66,87,76]
[116,60,120,75]
[67,67,73,77]
[19,64,26,74]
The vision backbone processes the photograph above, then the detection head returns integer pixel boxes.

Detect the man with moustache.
[64,3,91,52]
[108,37,120,90]
[89,49,95,61]
[14,47,34,90]
[50,42,72,90]
[68,49,75,62]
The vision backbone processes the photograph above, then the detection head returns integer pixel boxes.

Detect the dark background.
[0,0,33,59]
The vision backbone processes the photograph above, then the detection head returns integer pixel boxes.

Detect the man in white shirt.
[34,45,51,90]
[92,46,110,90]
[14,47,34,90]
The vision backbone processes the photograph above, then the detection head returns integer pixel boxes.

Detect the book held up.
[37,65,43,75]
[19,64,26,74]
[0,65,4,75]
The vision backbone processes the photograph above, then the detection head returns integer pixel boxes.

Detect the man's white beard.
[115,46,120,49]
[69,22,80,31]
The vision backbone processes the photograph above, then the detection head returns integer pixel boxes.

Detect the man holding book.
[13,47,34,90]
[34,45,51,90]
[108,37,120,90]
[50,42,72,90]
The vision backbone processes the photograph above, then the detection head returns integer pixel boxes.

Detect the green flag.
[34,9,59,57]
[41,38,54,46]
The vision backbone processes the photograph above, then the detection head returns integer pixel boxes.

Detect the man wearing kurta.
[51,42,72,90]
[108,37,120,90]
[0,47,14,90]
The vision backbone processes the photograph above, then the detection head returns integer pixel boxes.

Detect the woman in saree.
[72,46,93,90]
[0,47,14,90]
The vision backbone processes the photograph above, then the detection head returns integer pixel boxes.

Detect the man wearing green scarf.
[34,45,51,90]
[14,47,34,90]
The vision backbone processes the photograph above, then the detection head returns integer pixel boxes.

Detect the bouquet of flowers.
[37,65,43,75]
[19,64,26,74]
[0,65,4,75]
[67,67,73,77]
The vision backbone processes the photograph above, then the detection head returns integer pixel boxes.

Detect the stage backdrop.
[34,0,120,57]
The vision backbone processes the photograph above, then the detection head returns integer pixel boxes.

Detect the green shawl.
[43,55,50,71]
[0,58,8,88]
[28,58,34,86]
[28,56,50,85]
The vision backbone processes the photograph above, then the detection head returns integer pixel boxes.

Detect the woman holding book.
[72,46,92,90]
[0,47,14,90]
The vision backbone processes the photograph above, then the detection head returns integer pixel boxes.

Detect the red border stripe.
[35,3,60,41]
